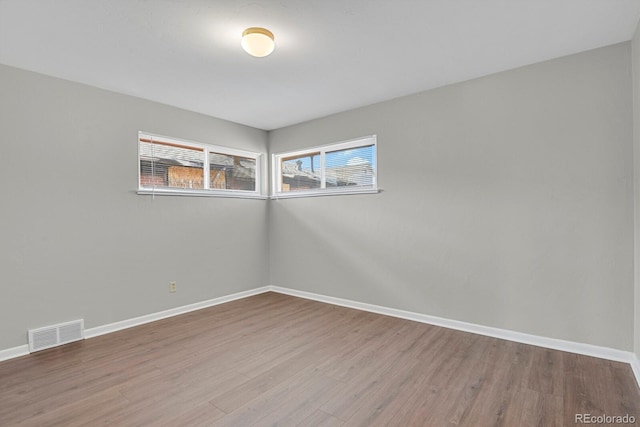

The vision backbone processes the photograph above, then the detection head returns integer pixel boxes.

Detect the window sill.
[271,188,381,199]
[137,189,268,200]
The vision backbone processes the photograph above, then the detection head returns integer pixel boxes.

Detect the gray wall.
[0,64,269,350]
[633,25,640,358]
[269,43,634,351]
[2,42,636,354]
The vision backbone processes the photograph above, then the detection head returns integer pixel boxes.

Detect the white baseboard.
[0,344,29,362]
[631,354,640,388]
[269,286,640,388]
[0,287,270,363]
[84,286,271,339]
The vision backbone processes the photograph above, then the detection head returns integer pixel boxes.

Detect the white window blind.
[138,132,263,198]
[139,137,205,190]
[325,144,375,188]
[273,136,378,198]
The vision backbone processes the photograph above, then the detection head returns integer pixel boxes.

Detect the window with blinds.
[273,136,377,198]
[138,132,262,198]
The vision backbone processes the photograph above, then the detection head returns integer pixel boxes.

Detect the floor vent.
[28,320,84,353]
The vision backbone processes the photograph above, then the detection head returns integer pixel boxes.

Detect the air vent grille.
[28,320,84,352]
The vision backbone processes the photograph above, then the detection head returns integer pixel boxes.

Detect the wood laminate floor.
[0,292,638,426]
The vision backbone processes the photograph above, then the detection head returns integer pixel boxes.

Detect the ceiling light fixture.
[241,27,275,57]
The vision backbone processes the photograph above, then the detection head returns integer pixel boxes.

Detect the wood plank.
[297,409,345,427]
[209,370,340,427]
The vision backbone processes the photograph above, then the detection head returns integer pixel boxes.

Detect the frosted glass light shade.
[241,27,275,57]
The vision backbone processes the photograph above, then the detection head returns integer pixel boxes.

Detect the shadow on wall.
[269,195,503,322]
[268,188,617,342]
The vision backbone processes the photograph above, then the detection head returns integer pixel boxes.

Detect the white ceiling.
[1,1,640,130]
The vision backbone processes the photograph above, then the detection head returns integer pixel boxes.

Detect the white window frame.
[137,132,265,199]
[272,135,378,199]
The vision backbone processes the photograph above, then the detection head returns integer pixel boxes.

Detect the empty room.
[2,0,640,426]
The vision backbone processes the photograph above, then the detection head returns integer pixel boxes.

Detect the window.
[138,132,263,198]
[272,136,377,198]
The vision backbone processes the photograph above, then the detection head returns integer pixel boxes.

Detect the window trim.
[137,131,265,199]
[271,135,378,199]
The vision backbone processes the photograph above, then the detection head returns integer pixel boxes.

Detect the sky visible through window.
[292,145,375,171]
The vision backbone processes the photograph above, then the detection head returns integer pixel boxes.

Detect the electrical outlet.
[169,281,177,293]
